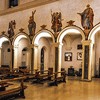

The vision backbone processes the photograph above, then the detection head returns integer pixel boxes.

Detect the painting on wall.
[65,52,72,61]
[77,52,82,60]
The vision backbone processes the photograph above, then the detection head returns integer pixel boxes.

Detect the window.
[77,44,82,50]
[9,0,18,8]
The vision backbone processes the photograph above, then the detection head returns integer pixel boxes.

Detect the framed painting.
[77,52,82,60]
[65,52,72,61]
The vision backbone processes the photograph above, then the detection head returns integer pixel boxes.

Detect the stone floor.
[16,77,100,100]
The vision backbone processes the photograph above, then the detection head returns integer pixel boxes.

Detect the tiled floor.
[16,77,100,100]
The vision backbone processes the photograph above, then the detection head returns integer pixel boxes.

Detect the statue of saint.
[28,10,36,36]
[51,10,62,33]
[8,20,16,38]
[77,4,94,30]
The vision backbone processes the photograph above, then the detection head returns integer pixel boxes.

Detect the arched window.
[9,0,18,8]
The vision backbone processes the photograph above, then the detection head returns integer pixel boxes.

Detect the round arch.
[32,29,55,45]
[88,23,100,43]
[0,34,11,47]
[12,32,31,46]
[57,26,85,43]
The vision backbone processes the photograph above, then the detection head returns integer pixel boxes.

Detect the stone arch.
[32,29,55,45]
[0,34,12,69]
[32,29,55,70]
[88,23,100,78]
[88,23,100,43]
[0,34,11,47]
[12,32,31,69]
[57,26,85,43]
[56,26,85,76]
[12,32,31,46]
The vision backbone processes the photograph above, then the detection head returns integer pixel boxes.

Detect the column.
[13,45,19,68]
[82,40,93,81]
[29,44,34,74]
[52,43,63,77]
[34,45,38,71]
[9,45,13,71]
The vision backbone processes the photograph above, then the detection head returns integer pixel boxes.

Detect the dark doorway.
[40,48,45,74]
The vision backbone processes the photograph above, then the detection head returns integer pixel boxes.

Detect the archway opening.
[57,27,85,79]
[1,41,11,68]
[0,37,11,69]
[13,34,31,69]
[33,31,54,72]
[88,24,100,78]
[62,33,82,78]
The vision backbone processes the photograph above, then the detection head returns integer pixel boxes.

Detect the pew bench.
[0,77,27,100]
[32,70,53,84]
[48,71,66,86]
[0,86,27,100]
[48,76,66,86]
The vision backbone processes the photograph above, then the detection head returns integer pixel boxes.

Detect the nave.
[15,77,100,100]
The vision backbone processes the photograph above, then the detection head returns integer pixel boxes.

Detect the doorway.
[40,47,45,74]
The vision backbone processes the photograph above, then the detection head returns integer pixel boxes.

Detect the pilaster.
[13,45,19,68]
[82,40,93,81]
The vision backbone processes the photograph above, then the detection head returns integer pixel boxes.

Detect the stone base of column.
[80,79,92,82]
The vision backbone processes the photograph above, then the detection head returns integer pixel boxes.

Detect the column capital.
[82,40,92,45]
[51,43,63,47]
[29,44,34,48]
[9,45,14,49]
[34,44,38,48]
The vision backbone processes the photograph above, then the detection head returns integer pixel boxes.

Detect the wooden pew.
[48,71,66,86]
[0,77,27,100]
[32,69,53,84]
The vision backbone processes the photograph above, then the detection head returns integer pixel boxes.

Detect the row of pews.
[32,69,66,86]
[0,77,27,100]
[0,67,67,99]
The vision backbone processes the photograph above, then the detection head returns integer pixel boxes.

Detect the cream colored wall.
[19,0,35,5]
[0,0,100,35]
[38,38,53,70]
[0,0,6,11]
[95,31,100,75]
[17,38,30,68]
[1,42,11,65]
[62,36,82,73]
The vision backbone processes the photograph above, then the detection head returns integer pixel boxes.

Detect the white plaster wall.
[95,31,100,75]
[1,42,11,65]
[62,36,82,73]
[17,38,30,68]
[38,38,53,70]
[0,0,100,35]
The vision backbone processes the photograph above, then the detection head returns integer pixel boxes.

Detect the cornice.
[0,0,59,16]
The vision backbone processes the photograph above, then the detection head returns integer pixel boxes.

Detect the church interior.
[0,0,100,100]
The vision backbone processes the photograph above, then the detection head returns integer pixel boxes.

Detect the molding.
[0,0,59,16]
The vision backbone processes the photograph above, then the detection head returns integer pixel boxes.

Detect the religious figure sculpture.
[51,10,62,33]
[8,20,16,38]
[28,10,36,36]
[77,4,94,30]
